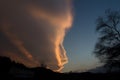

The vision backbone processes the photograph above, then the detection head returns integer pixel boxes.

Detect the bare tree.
[94,9,120,72]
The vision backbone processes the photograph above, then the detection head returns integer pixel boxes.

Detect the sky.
[0,0,120,73]
[62,0,120,72]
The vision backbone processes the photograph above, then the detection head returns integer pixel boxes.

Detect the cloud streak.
[0,0,73,71]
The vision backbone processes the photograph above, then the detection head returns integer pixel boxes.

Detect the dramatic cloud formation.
[0,0,73,71]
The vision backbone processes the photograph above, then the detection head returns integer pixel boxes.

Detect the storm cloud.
[0,0,73,71]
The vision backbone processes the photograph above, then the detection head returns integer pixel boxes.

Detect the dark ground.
[0,56,120,80]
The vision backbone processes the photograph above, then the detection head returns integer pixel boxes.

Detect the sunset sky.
[0,0,120,73]
[62,0,120,72]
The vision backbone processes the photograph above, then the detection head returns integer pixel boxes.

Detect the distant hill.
[88,66,107,73]
[0,56,60,79]
[0,56,120,80]
[88,66,120,73]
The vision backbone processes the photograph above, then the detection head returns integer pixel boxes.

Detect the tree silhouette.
[40,61,47,68]
[94,9,120,72]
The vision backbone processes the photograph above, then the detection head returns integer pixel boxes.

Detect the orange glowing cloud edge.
[26,3,73,71]
[0,0,73,72]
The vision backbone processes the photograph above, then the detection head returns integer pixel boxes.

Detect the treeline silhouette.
[0,56,120,80]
